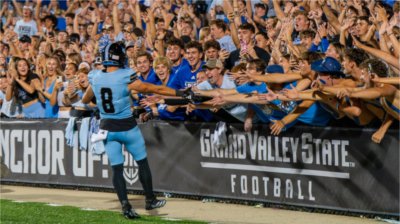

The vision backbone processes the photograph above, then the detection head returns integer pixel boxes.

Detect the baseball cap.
[23,5,33,11]
[102,24,113,31]
[125,41,135,50]
[19,35,32,43]
[311,57,345,78]
[254,3,267,10]
[202,59,224,69]
[79,62,90,70]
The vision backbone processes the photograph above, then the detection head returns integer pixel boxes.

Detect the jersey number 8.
[100,88,115,113]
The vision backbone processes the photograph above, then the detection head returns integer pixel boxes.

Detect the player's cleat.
[123,209,140,219]
[122,200,140,219]
[145,198,166,210]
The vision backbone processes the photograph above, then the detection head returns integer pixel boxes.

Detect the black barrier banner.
[0,119,399,215]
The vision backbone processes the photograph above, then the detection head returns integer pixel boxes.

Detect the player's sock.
[112,163,128,203]
[137,158,155,200]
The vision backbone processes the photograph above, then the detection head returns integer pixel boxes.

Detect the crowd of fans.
[0,0,399,143]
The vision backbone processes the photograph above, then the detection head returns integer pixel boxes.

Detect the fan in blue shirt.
[169,41,205,90]
[165,38,191,85]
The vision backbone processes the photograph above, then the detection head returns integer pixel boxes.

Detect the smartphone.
[57,76,63,82]
[68,78,77,93]
[240,40,247,53]
[69,36,79,43]
[88,6,95,11]
[48,31,54,37]
[94,56,102,64]
[0,69,6,76]
[136,37,143,48]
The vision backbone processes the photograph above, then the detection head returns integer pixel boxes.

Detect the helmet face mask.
[102,42,126,67]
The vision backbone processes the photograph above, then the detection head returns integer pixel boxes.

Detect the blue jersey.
[296,102,332,126]
[134,68,162,107]
[157,104,187,121]
[287,81,332,126]
[236,82,267,94]
[169,59,191,89]
[138,68,161,85]
[236,82,286,123]
[169,61,205,89]
[89,68,136,119]
[155,75,187,121]
[269,81,298,114]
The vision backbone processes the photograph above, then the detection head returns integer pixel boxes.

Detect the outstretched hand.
[140,95,162,107]
[257,93,276,102]
[270,120,285,135]
[311,78,325,90]
[282,85,299,99]
[257,86,277,102]
[336,88,351,99]
[209,95,226,106]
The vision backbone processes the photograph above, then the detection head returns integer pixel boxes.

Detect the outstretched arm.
[281,89,324,101]
[193,87,238,97]
[270,100,315,135]
[272,0,285,21]
[128,79,178,96]
[112,0,122,35]
[349,85,397,100]
[11,0,23,18]
[320,0,340,33]
[211,93,268,105]
[35,0,42,20]
[233,72,304,84]
[353,35,400,69]
[372,77,400,85]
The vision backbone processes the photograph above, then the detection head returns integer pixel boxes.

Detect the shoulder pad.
[129,72,138,83]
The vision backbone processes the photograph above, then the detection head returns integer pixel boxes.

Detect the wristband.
[175,89,184,96]
[164,98,191,105]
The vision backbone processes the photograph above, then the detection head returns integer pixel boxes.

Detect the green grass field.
[0,199,206,224]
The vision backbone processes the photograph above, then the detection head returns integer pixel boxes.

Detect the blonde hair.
[199,27,210,43]
[45,56,63,77]
[76,67,89,75]
[67,52,82,65]
[153,56,172,71]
